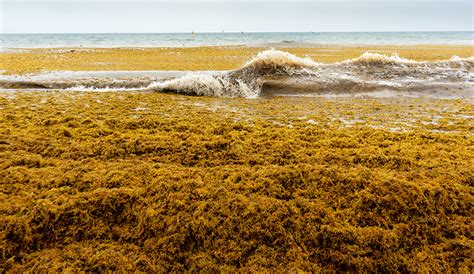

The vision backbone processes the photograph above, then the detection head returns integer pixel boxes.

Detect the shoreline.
[2,41,474,50]
[1,44,473,75]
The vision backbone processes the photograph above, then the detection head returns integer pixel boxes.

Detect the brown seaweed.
[0,92,473,272]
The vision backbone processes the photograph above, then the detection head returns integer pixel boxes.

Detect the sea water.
[1,32,473,49]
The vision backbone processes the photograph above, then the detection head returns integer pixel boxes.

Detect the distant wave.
[1,49,473,98]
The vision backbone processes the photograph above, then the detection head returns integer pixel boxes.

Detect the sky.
[1,0,473,33]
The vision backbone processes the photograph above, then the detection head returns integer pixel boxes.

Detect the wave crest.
[242,49,320,72]
[341,52,474,68]
[342,52,417,65]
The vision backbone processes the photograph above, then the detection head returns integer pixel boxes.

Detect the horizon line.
[2,30,473,35]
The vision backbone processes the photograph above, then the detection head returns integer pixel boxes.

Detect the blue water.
[1,32,473,49]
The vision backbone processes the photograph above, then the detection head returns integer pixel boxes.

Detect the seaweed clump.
[1,92,473,272]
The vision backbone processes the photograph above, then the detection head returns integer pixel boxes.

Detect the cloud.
[1,0,472,33]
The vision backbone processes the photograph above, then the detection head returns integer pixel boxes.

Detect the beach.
[1,41,473,271]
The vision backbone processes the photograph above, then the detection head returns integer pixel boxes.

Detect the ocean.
[1,32,473,49]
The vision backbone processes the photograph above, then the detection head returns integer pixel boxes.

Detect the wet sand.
[1,45,473,74]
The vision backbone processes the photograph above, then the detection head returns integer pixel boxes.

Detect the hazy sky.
[1,0,473,33]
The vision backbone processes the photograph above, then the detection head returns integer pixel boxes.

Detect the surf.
[146,49,474,97]
[1,49,473,98]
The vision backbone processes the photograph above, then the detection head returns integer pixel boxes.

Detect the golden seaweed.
[1,92,473,272]
[1,45,474,74]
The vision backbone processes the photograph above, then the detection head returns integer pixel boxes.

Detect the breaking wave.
[144,50,322,97]
[144,49,473,97]
[2,49,473,98]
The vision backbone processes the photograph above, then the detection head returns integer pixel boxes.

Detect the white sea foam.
[147,73,258,98]
[148,74,225,96]
[242,48,320,71]
[341,52,418,65]
[339,52,474,67]
[65,85,146,92]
